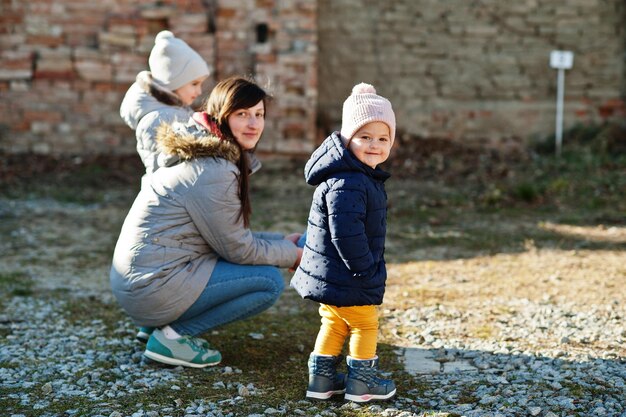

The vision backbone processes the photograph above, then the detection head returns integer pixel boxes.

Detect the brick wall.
[318,0,626,146]
[0,0,624,156]
[213,0,317,154]
[0,0,317,155]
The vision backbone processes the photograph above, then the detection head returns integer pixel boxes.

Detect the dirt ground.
[1,151,624,359]
[0,146,624,416]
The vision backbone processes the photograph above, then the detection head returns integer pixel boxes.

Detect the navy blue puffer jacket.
[291,132,390,307]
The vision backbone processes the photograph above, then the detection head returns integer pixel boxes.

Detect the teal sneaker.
[136,327,155,344]
[137,326,211,349]
[144,329,222,368]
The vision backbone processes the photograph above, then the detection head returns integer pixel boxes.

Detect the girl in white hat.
[120,31,211,186]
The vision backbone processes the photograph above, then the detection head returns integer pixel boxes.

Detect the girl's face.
[174,75,208,106]
[348,121,392,169]
[227,100,265,150]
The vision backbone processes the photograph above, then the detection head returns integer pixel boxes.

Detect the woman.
[110,76,302,368]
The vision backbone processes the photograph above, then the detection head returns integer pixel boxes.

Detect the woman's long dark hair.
[205,76,269,228]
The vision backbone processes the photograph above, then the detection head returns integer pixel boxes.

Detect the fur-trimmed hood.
[156,118,241,164]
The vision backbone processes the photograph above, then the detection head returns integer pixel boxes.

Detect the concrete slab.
[401,348,441,375]
[399,347,479,375]
[443,360,479,373]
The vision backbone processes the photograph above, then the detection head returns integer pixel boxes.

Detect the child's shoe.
[305,353,346,400]
[344,356,396,403]
[136,326,155,343]
[144,329,221,368]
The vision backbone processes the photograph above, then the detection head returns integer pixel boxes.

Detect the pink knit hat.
[340,83,396,146]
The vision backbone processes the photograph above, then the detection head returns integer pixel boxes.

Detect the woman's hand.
[289,247,303,272]
[284,233,302,245]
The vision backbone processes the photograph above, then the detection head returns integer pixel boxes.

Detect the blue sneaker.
[344,356,396,403]
[144,329,222,368]
[305,353,346,400]
[136,327,155,344]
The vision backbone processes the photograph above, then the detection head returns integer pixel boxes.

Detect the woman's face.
[227,100,265,150]
[174,75,207,106]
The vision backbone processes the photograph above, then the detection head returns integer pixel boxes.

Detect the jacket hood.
[304,131,390,186]
[120,71,185,130]
[156,118,241,164]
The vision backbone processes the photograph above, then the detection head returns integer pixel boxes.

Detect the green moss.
[61,295,126,332]
[0,271,34,297]
[0,388,22,415]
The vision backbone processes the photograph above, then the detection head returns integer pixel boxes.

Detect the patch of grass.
[470,325,495,340]
[6,387,102,417]
[210,308,318,403]
[397,287,460,306]
[0,361,18,369]
[561,380,616,398]
[562,381,586,397]
[455,382,480,404]
[533,122,626,155]
[511,182,542,203]
[0,388,22,415]
[61,294,127,332]
[107,383,231,415]
[0,271,34,297]
[0,153,143,204]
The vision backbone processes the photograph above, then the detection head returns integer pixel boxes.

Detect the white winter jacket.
[120,71,192,177]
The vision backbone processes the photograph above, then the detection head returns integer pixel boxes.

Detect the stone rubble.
[1,292,624,417]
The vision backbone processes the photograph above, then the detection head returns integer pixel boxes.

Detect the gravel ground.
[386,300,626,416]
[1,191,625,417]
[2,287,625,417]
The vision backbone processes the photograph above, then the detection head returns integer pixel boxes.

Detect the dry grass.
[384,247,625,356]
[387,249,625,308]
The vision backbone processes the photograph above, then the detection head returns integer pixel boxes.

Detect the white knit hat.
[340,83,396,146]
[148,30,210,91]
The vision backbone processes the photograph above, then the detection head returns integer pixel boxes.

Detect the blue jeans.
[169,260,285,336]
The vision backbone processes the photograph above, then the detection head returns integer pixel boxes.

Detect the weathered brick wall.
[0,1,212,154]
[0,0,317,155]
[1,0,624,156]
[214,0,317,154]
[318,0,626,146]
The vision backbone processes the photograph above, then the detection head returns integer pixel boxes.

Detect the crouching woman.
[110,76,302,367]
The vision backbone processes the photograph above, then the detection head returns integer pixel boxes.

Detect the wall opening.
[256,23,269,43]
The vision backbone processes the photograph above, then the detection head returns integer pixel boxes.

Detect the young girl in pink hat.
[292,82,397,403]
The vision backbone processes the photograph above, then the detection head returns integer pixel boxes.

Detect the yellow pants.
[313,304,378,360]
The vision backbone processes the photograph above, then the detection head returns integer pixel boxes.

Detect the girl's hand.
[284,233,302,245]
[289,247,303,272]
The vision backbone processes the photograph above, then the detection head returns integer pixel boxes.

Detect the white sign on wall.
[550,50,575,157]
[550,50,574,70]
